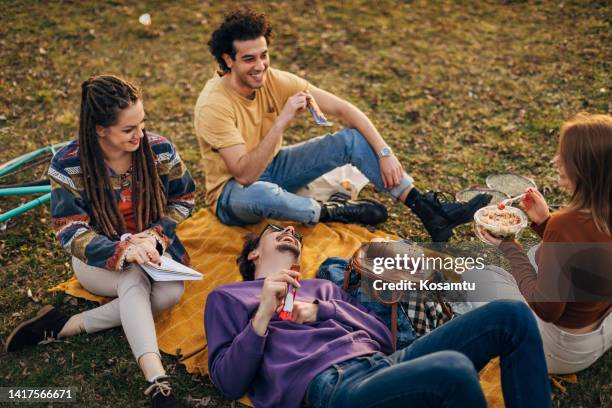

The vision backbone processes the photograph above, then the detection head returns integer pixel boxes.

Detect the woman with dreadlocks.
[6,75,196,408]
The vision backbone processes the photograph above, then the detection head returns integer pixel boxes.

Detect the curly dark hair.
[208,9,272,74]
[236,233,261,281]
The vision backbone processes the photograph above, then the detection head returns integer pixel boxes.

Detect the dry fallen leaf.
[550,376,567,393]
[27,288,40,303]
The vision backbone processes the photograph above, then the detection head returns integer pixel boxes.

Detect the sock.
[148,374,167,383]
[57,314,85,338]
[404,188,421,209]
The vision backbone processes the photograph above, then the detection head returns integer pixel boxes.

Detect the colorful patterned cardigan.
[48,132,196,271]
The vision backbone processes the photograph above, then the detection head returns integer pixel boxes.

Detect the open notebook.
[142,257,203,282]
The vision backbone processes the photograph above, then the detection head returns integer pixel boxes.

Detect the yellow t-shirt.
[194,68,310,209]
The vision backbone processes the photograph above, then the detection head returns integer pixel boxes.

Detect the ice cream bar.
[306,94,333,126]
[278,264,300,320]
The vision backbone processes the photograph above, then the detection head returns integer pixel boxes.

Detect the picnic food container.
[474,205,528,243]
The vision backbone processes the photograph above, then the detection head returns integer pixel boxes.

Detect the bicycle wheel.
[0,142,69,187]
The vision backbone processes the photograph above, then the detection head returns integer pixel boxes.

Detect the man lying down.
[204,225,552,408]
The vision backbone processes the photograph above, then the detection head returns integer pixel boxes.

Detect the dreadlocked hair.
[78,75,166,238]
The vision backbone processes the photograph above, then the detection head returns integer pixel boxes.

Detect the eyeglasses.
[260,223,303,243]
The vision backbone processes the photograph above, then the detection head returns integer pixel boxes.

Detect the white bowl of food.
[474,205,528,243]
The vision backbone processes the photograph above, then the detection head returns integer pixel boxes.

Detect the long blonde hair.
[558,113,612,236]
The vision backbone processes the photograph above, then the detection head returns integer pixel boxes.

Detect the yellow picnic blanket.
[50,208,503,407]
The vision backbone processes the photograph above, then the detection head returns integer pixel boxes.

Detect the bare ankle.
[399,186,413,202]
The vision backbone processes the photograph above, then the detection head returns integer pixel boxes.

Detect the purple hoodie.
[205,278,394,408]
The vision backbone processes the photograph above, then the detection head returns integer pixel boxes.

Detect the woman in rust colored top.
[479,113,611,374]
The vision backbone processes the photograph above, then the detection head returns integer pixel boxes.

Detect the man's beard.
[276,243,301,258]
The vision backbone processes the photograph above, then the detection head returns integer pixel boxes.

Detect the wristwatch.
[379,146,393,158]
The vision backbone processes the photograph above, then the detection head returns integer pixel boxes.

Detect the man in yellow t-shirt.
[194,10,491,242]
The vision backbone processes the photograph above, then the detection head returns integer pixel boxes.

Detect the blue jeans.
[216,128,414,226]
[305,300,551,408]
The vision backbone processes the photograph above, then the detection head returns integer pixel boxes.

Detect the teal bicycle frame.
[0,143,67,225]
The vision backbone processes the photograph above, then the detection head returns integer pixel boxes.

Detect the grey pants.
[72,256,184,360]
[463,246,612,374]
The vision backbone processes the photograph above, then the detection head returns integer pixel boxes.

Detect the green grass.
[1,0,610,406]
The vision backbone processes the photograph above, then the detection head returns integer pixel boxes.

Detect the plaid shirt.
[49,133,196,271]
[398,291,451,337]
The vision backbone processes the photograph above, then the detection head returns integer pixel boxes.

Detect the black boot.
[408,192,491,242]
[320,196,388,225]
[5,305,70,352]
[144,376,184,408]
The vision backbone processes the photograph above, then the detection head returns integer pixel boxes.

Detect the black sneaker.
[328,191,351,203]
[5,305,70,352]
[320,197,388,225]
[409,192,491,242]
[144,376,184,408]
